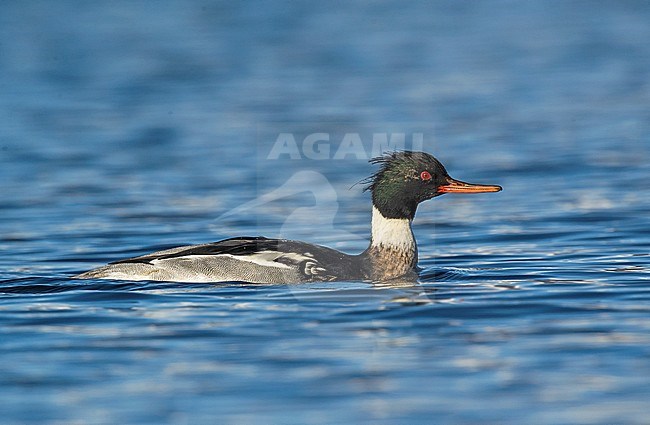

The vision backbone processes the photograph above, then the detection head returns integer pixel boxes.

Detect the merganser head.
[364,151,502,220]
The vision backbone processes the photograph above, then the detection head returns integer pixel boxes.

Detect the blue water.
[1,1,650,424]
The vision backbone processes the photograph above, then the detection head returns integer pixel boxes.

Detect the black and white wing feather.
[77,237,362,283]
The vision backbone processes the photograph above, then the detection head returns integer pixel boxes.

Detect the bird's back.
[75,237,365,283]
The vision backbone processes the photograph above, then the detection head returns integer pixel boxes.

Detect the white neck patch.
[370,206,415,252]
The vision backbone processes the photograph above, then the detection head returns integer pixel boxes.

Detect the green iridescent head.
[364,151,502,220]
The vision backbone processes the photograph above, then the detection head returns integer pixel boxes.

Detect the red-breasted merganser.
[75,151,501,283]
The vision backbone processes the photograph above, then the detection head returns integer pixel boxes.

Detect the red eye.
[420,171,432,181]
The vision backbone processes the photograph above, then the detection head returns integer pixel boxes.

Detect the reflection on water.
[1,1,650,424]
